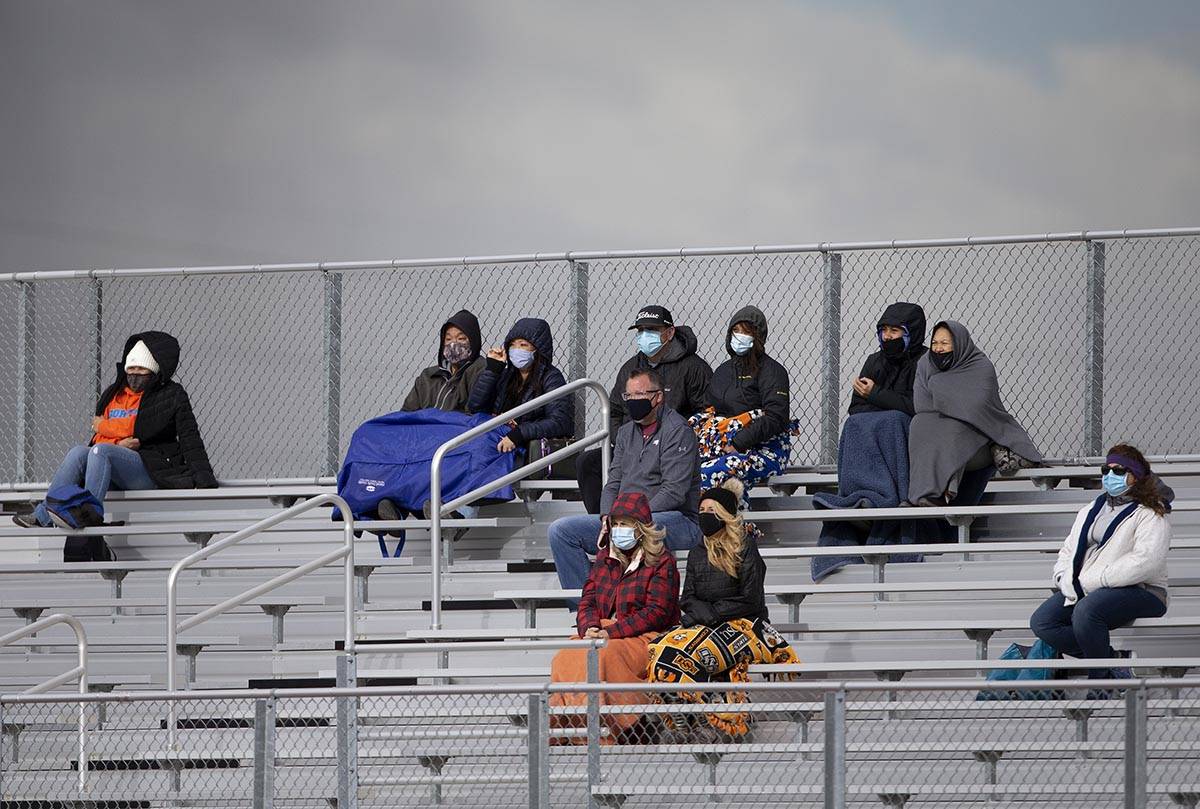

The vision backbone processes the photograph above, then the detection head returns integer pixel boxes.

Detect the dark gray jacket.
[599,407,700,523]
[402,310,485,413]
[707,305,791,451]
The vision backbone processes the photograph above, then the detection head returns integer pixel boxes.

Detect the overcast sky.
[2,0,1199,271]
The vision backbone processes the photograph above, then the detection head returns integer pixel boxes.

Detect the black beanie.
[699,486,739,515]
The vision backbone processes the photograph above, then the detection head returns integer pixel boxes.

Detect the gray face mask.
[442,341,472,366]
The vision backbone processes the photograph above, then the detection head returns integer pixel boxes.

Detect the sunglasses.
[1101,465,1129,477]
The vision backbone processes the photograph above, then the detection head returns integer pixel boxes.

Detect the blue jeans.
[1030,587,1167,679]
[33,444,157,526]
[548,511,701,604]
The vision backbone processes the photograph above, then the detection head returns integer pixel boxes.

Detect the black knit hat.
[699,486,739,515]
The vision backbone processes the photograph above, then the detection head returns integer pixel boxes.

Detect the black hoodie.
[706,305,791,451]
[94,331,217,488]
[848,302,928,416]
[402,309,487,413]
[467,317,574,444]
[608,324,713,437]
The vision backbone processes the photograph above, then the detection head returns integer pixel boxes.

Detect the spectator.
[1030,445,1171,693]
[811,303,932,581]
[907,320,1041,506]
[549,492,680,742]
[467,317,573,454]
[648,479,799,742]
[13,332,217,561]
[694,305,792,496]
[575,305,712,514]
[400,310,485,413]
[849,302,928,416]
[549,368,701,599]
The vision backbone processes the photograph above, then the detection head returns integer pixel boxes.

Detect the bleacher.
[2,452,1200,806]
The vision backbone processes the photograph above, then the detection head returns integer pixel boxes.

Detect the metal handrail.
[165,493,357,696]
[0,613,89,791]
[429,378,611,629]
[4,226,1199,282]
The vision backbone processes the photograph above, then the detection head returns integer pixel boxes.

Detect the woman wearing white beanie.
[14,331,217,561]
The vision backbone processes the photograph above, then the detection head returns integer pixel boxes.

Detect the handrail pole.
[427,379,609,630]
[0,613,89,792]
[164,493,357,747]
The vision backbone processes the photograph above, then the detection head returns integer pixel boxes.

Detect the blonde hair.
[702,479,747,578]
[610,518,667,566]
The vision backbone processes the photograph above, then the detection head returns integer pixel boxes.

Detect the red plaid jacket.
[576,546,680,639]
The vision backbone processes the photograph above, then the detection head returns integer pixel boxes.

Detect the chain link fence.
[2,230,1198,485]
[2,679,1197,807]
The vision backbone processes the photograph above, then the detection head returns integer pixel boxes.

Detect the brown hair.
[701,479,747,578]
[732,321,764,377]
[1107,443,1167,517]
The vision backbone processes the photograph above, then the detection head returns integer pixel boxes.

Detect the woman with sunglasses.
[1030,444,1172,689]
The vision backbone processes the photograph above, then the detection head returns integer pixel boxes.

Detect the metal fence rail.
[2,676,1198,808]
[2,226,1199,482]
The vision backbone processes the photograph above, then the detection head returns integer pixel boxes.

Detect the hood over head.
[877,302,926,354]
[927,320,980,372]
[115,331,179,388]
[725,305,769,357]
[439,310,483,367]
[504,317,554,364]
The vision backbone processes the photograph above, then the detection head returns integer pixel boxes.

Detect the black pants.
[576,448,605,514]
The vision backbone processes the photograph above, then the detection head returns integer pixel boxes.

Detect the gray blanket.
[908,320,1042,503]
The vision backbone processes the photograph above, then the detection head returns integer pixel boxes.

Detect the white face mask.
[610,525,638,551]
[730,332,754,356]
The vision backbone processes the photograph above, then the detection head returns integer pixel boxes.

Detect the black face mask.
[126,373,154,392]
[698,512,725,538]
[931,352,954,372]
[880,337,906,359]
[626,397,656,423]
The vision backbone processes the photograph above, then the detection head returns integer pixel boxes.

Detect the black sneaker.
[376,498,405,539]
[423,500,469,544]
[11,512,42,529]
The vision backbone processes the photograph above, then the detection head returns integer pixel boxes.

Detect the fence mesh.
[2,680,1198,807]
[2,233,1199,484]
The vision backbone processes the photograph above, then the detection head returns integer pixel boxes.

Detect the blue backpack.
[976,640,1062,701]
[44,484,105,530]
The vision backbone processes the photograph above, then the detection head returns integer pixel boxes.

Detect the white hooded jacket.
[1052,497,1171,607]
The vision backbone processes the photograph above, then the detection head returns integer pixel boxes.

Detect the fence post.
[820,253,842,466]
[1085,241,1105,456]
[16,281,36,483]
[92,278,104,403]
[1124,684,1147,809]
[336,654,358,809]
[568,260,590,437]
[824,688,846,809]
[324,271,344,476]
[253,696,277,809]
[586,646,600,809]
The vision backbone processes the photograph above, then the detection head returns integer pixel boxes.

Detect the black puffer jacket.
[848,302,928,416]
[94,331,217,489]
[680,536,769,627]
[467,318,574,444]
[608,325,712,437]
[707,305,791,452]
[402,309,486,413]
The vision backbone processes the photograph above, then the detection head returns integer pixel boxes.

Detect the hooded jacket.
[402,310,487,413]
[94,331,217,489]
[467,318,573,445]
[849,302,928,416]
[706,306,791,452]
[609,325,713,437]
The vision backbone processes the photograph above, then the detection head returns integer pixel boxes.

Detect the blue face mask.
[1103,471,1131,497]
[729,332,754,356]
[610,525,638,550]
[636,330,663,357]
[509,347,536,370]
